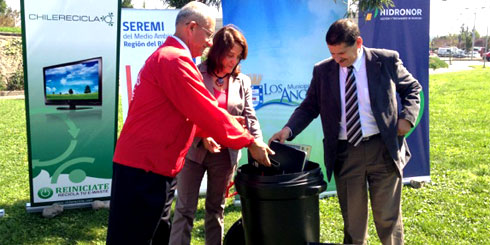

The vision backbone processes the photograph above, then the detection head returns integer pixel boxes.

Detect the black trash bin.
[235,161,327,245]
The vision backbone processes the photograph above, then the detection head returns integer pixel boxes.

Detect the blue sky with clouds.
[44,61,99,95]
[223,0,346,83]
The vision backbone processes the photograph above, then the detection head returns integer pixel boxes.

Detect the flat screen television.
[43,57,102,110]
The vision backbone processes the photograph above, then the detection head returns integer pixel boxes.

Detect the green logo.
[38,187,54,199]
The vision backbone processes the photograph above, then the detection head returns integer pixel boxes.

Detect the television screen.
[43,57,102,109]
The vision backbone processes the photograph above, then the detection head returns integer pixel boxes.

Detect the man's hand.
[234,116,247,129]
[203,137,221,153]
[397,119,412,136]
[268,127,291,144]
[248,139,275,167]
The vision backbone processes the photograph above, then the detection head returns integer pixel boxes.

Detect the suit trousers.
[334,135,403,245]
[106,163,176,245]
[169,150,235,245]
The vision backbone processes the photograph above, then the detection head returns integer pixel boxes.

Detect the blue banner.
[359,0,430,181]
[223,0,347,192]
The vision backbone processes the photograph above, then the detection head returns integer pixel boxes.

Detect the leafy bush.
[0,37,24,91]
[429,56,448,70]
[3,37,21,55]
[0,7,20,27]
[0,74,6,90]
[6,69,23,90]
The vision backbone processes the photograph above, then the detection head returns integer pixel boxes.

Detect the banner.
[119,9,179,121]
[21,0,119,209]
[223,0,347,192]
[359,0,430,182]
[117,9,218,195]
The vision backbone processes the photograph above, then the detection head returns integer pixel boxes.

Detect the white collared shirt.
[338,47,380,140]
[171,35,192,59]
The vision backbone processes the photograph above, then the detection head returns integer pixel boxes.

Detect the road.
[430,59,487,74]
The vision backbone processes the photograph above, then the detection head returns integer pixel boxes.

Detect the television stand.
[57,105,92,110]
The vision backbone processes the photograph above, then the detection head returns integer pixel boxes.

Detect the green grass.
[1,67,489,244]
[46,92,99,100]
[0,26,21,34]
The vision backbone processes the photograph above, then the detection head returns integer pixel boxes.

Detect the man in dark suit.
[269,19,421,244]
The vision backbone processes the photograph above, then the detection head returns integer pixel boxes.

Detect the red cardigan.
[113,37,254,177]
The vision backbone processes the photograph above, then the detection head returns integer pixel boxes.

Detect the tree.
[351,0,395,12]
[162,0,394,13]
[345,0,395,17]
[475,36,488,49]
[0,7,20,27]
[460,25,471,50]
[458,24,465,48]
[84,85,91,94]
[0,0,6,15]
[459,25,480,52]
[68,89,73,94]
[122,0,133,8]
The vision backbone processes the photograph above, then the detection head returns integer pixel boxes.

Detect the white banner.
[119,9,179,121]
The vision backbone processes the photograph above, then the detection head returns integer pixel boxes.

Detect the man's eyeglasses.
[187,21,214,42]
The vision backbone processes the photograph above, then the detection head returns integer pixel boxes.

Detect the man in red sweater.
[106,2,273,244]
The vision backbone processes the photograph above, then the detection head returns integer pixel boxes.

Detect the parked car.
[466,51,480,58]
[437,47,458,57]
[454,50,466,58]
[484,52,490,62]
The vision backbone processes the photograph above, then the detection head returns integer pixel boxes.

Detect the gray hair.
[175,1,215,26]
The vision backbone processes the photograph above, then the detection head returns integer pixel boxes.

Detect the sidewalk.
[429,59,487,74]
[0,90,24,99]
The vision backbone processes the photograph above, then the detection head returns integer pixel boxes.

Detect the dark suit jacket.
[185,63,263,166]
[285,47,422,181]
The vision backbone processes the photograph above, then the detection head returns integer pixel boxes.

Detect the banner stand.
[21,0,119,209]
[25,202,93,213]
[359,0,431,183]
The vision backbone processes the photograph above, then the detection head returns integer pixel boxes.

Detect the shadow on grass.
[0,199,109,244]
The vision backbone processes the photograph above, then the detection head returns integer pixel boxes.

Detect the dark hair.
[325,19,360,46]
[207,25,248,77]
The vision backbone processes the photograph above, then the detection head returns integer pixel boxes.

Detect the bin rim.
[236,161,324,185]
[235,161,327,200]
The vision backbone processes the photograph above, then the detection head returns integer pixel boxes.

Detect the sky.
[6,0,490,38]
[44,60,100,95]
[430,0,490,37]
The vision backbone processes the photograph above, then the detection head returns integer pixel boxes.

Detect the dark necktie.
[345,66,362,147]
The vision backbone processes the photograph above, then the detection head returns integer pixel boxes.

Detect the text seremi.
[122,21,165,32]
